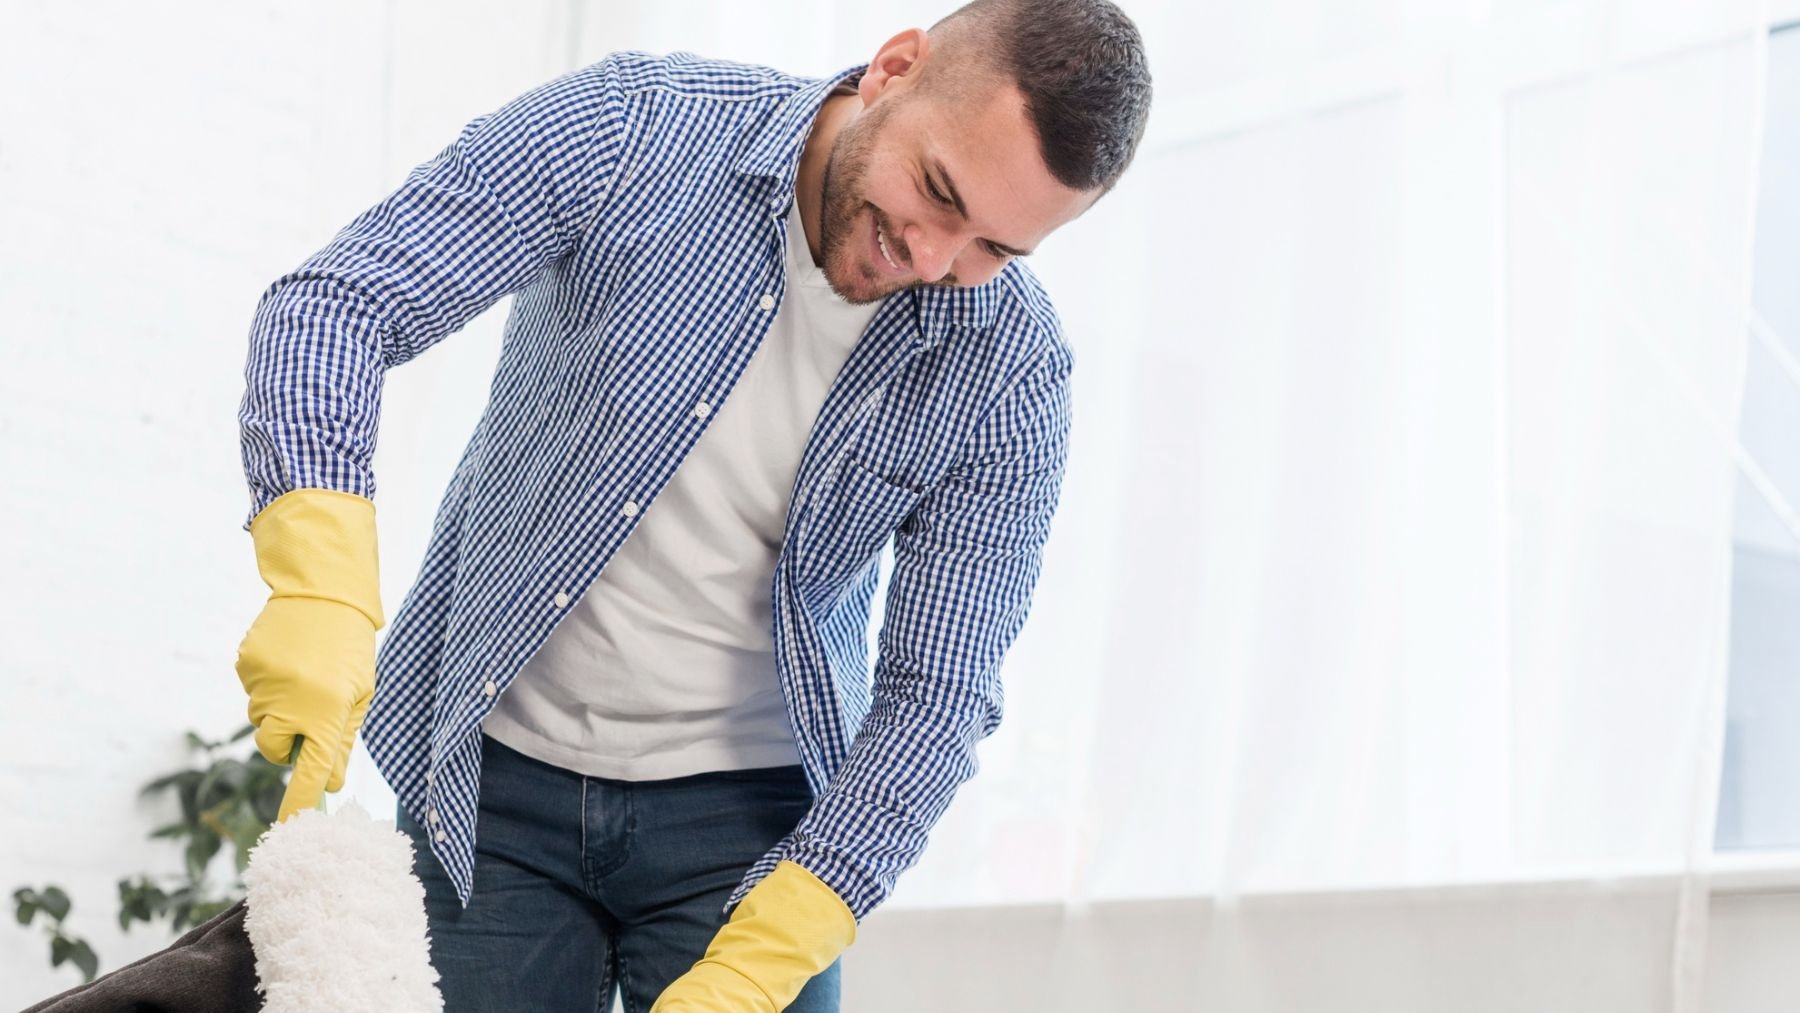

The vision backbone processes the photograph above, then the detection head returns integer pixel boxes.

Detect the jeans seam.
[580,775,591,891]
[594,933,614,1013]
[624,785,636,869]
[617,945,637,1013]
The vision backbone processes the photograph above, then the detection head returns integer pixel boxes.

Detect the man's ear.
[858,28,930,106]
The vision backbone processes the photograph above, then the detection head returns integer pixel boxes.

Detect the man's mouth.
[876,224,900,270]
[871,210,905,275]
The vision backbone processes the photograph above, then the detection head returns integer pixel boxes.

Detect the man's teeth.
[877,224,900,270]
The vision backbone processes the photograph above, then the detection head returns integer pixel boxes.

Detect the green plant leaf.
[175,771,203,826]
[196,757,249,810]
[190,897,231,924]
[139,771,187,796]
[50,934,70,967]
[230,723,257,743]
[185,829,221,882]
[70,939,98,982]
[16,898,37,926]
[39,886,70,922]
[251,779,284,825]
[195,761,226,803]
[116,877,171,931]
[223,809,267,873]
[163,883,197,932]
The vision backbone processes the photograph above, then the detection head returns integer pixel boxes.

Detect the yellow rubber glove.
[651,860,857,1012]
[234,488,384,825]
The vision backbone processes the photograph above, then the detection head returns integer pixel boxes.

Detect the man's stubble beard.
[817,100,900,306]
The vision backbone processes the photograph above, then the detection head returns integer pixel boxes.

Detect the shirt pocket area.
[791,449,925,615]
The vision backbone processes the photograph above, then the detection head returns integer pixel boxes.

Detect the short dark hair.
[929,0,1153,194]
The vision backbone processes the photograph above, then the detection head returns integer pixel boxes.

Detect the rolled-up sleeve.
[237,55,631,530]
[777,340,1076,921]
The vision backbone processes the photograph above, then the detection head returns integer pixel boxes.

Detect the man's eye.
[984,242,1010,259]
[925,178,951,205]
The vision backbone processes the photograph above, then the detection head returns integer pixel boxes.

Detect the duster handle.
[284,735,330,814]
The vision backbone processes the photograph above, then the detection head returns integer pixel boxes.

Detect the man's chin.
[821,261,895,306]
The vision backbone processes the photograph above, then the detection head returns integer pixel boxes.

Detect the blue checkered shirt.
[237,50,1074,922]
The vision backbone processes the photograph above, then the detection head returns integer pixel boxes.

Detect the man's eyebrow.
[932,158,1036,258]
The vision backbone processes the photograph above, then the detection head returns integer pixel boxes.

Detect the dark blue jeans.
[396,733,842,1012]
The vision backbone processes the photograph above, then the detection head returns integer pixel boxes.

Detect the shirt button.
[483,680,497,698]
[553,592,570,608]
[434,829,447,843]
[622,500,639,518]
[758,294,775,311]
[428,809,440,825]
[694,401,711,419]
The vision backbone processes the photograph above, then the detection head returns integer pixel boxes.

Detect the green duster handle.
[284,735,330,815]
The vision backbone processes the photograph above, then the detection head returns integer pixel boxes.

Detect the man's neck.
[795,88,861,268]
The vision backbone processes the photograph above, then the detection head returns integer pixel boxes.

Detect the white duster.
[242,801,444,1012]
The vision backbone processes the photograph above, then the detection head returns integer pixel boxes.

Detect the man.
[233,0,1150,1009]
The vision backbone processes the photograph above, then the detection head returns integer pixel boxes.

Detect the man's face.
[816,80,1096,305]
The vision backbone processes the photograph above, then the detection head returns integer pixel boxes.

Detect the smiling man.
[232,0,1151,1010]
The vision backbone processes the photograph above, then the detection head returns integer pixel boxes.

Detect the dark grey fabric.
[21,900,262,1013]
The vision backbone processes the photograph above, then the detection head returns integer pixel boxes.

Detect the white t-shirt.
[481,198,886,780]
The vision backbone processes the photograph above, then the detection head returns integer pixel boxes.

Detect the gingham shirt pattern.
[237,50,1074,922]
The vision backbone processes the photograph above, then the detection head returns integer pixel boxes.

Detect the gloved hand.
[234,488,384,824]
[650,860,857,1012]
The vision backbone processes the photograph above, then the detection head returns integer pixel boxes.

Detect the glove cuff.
[752,860,857,952]
[648,866,856,1011]
[250,488,385,629]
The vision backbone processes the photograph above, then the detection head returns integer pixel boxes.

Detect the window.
[1715,21,1800,851]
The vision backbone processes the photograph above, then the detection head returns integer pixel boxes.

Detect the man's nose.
[902,224,957,283]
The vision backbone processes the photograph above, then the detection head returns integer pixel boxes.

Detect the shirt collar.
[733,64,864,190]
[734,65,1006,341]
